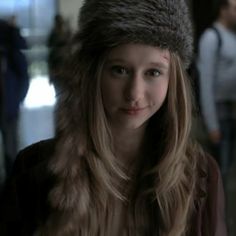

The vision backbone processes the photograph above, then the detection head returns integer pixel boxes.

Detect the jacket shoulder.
[194,152,227,236]
[13,138,56,174]
[0,139,57,235]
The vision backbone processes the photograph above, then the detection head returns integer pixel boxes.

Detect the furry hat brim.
[76,0,193,69]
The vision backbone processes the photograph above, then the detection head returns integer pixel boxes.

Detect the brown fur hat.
[76,0,193,68]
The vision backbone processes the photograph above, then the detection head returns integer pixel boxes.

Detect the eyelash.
[109,66,162,79]
[145,69,161,77]
[110,66,129,76]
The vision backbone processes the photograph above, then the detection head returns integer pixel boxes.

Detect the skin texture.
[101,43,170,132]
[101,43,170,165]
[100,43,170,231]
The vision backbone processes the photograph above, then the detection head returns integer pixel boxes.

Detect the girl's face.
[101,43,170,130]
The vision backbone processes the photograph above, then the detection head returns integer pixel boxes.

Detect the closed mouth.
[123,108,144,111]
[120,107,146,114]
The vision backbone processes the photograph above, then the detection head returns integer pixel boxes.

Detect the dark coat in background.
[47,14,71,94]
[0,139,227,236]
[0,19,30,176]
[0,20,29,122]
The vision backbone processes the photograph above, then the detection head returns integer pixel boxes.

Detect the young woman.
[0,0,227,235]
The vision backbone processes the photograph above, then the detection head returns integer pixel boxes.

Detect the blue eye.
[146,69,161,77]
[111,66,129,76]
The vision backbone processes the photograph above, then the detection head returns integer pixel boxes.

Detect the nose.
[124,73,144,102]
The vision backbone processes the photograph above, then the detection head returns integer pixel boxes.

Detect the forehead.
[107,43,170,63]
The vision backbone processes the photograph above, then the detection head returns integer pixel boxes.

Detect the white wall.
[58,0,84,31]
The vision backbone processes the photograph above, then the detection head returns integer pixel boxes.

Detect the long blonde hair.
[38,48,201,236]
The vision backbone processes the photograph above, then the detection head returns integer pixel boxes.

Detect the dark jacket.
[0,139,227,236]
[0,20,29,122]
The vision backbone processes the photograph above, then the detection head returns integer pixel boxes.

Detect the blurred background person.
[0,17,29,177]
[197,0,236,181]
[0,19,8,191]
[47,14,72,95]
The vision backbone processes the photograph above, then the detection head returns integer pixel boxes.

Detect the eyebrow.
[106,59,169,69]
[149,62,169,70]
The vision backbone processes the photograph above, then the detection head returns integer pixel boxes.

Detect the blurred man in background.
[0,17,29,177]
[197,0,236,180]
[47,14,71,94]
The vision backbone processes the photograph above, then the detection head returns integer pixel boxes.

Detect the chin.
[122,120,148,130]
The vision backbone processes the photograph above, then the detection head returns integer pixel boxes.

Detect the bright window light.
[23,75,56,108]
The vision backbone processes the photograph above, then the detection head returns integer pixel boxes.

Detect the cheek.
[101,74,111,96]
[101,78,121,108]
[152,80,169,103]
[102,82,114,98]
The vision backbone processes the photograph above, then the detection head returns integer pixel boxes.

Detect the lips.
[120,107,146,115]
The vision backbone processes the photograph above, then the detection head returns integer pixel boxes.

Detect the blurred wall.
[58,0,83,31]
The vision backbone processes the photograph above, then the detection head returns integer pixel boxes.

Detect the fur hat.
[77,0,193,68]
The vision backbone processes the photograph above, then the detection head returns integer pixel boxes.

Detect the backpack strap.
[211,26,222,56]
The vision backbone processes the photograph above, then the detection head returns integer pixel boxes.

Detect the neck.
[111,124,148,167]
